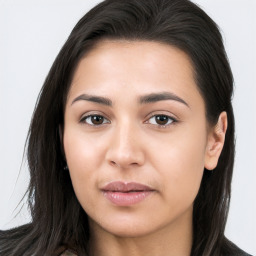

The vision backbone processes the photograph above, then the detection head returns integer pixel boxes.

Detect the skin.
[63,40,227,256]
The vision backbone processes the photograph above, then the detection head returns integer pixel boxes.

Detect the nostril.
[110,160,119,167]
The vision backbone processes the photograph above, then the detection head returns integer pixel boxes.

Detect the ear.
[204,111,228,171]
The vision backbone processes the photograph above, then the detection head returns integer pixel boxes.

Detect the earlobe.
[204,112,228,170]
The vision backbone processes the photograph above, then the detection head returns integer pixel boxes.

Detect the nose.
[105,123,145,169]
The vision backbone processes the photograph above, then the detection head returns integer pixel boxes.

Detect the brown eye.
[148,115,175,126]
[81,115,109,126]
[156,115,169,125]
[91,115,104,125]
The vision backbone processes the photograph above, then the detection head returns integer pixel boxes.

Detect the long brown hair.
[0,0,245,255]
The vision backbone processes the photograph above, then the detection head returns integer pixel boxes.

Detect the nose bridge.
[106,117,144,168]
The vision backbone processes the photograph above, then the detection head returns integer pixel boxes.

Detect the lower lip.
[102,191,153,206]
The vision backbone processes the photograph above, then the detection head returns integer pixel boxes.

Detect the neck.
[88,208,193,256]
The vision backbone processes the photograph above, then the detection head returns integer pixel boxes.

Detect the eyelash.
[79,114,178,129]
[146,114,177,128]
[80,114,110,127]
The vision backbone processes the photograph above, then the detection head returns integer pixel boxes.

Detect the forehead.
[68,40,204,111]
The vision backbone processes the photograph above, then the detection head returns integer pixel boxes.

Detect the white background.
[0,0,255,255]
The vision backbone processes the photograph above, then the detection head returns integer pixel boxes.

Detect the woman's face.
[64,40,217,238]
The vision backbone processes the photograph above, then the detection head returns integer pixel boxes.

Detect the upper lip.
[101,181,154,192]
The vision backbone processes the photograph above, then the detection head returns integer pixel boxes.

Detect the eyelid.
[79,111,179,128]
[144,112,178,128]
[80,113,111,126]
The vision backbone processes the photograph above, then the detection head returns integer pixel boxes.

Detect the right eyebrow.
[71,94,113,107]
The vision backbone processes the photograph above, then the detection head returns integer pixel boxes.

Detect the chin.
[89,213,168,239]
[103,224,156,238]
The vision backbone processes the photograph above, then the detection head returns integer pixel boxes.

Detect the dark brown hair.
[0,0,248,255]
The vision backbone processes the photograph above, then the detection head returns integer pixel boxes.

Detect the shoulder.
[221,237,253,256]
[0,224,36,256]
[1,225,78,256]
[234,252,253,256]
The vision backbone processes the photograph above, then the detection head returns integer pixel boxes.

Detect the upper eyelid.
[80,114,110,123]
[148,114,177,121]
[79,115,110,128]
[146,114,177,125]
[80,112,177,120]
[146,111,178,121]
[80,111,111,120]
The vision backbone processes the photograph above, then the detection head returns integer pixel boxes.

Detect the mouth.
[101,181,155,206]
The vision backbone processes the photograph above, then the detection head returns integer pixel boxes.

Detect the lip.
[101,181,155,206]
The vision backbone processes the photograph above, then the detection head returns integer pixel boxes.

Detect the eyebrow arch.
[139,92,190,108]
[71,94,112,106]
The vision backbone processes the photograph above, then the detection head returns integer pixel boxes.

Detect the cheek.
[63,128,105,195]
[64,124,108,167]
[149,124,207,206]
[63,131,108,218]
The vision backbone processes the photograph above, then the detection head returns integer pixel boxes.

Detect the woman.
[0,0,252,255]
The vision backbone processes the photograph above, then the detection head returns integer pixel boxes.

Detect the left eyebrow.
[139,92,190,108]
